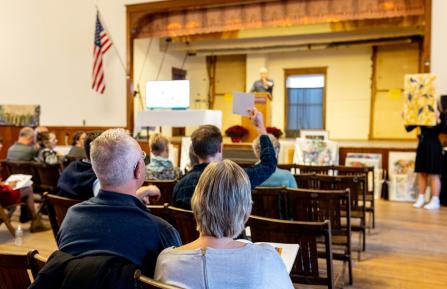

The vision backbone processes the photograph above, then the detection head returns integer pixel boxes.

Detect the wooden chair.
[0,251,33,289]
[296,164,332,175]
[315,175,367,252]
[144,180,177,205]
[251,186,287,219]
[33,162,61,195]
[27,250,47,279]
[335,165,376,229]
[0,159,12,180]
[44,192,82,239]
[0,202,19,237]
[134,270,184,289]
[293,173,317,189]
[248,216,334,289]
[166,206,198,244]
[147,203,173,225]
[277,163,296,174]
[287,188,353,285]
[4,160,41,192]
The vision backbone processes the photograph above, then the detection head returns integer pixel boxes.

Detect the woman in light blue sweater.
[154,160,293,289]
[252,134,297,188]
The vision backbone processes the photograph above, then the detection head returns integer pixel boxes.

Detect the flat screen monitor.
[146,80,190,109]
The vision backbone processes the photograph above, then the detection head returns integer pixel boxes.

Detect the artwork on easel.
[0,105,40,126]
[403,73,437,126]
[345,153,383,199]
[388,152,417,202]
[293,139,338,165]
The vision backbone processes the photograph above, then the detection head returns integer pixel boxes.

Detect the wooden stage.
[1,200,446,289]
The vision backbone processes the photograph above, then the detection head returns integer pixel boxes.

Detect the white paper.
[238,239,299,273]
[232,92,255,116]
[5,174,33,190]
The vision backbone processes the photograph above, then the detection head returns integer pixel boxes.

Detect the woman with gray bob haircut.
[154,160,293,289]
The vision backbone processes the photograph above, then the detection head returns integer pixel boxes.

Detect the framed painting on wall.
[293,139,338,165]
[388,151,417,202]
[0,105,40,126]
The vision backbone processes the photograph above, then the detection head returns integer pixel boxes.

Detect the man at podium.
[250,67,274,95]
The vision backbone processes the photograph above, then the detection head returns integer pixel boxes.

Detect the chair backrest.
[144,180,177,205]
[135,270,184,289]
[147,203,173,225]
[0,160,12,180]
[252,186,287,219]
[44,193,82,239]
[314,174,366,214]
[27,250,47,279]
[277,163,295,172]
[286,188,351,238]
[166,206,198,244]
[248,216,333,288]
[3,160,40,190]
[33,162,61,194]
[0,251,33,289]
[334,165,374,199]
[293,173,317,189]
[295,164,332,175]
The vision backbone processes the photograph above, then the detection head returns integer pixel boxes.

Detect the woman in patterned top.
[145,134,180,180]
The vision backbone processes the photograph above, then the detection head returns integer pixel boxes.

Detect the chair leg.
[372,210,376,229]
[362,229,366,251]
[348,258,353,285]
[0,208,16,237]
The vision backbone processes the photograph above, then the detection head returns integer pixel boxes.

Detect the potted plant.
[266,126,283,139]
[225,125,249,143]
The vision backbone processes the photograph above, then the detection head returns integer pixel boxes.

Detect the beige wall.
[266,47,372,140]
[432,0,447,96]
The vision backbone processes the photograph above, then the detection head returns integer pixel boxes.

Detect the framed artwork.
[345,153,383,199]
[299,130,329,141]
[388,151,417,202]
[0,105,40,126]
[403,73,437,126]
[293,139,338,165]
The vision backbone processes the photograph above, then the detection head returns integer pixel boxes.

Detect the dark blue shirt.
[173,135,277,209]
[57,190,181,276]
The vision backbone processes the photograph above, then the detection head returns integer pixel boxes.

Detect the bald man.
[7,127,38,161]
[250,68,274,95]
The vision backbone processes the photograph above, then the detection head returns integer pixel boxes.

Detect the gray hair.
[19,127,34,138]
[191,160,252,238]
[90,128,141,187]
[252,134,280,159]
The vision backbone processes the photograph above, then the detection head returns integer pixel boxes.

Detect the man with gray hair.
[57,129,181,276]
[250,67,274,95]
[7,127,38,160]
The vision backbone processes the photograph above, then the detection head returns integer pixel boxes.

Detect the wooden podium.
[242,92,272,142]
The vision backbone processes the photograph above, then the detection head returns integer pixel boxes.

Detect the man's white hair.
[259,67,268,73]
[90,128,141,187]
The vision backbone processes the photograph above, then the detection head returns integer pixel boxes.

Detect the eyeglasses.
[134,151,147,170]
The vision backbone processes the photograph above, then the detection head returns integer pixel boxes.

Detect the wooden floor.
[1,200,446,289]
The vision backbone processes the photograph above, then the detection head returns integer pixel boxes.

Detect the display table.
[136,109,222,129]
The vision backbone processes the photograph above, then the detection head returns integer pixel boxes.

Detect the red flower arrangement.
[266,127,283,139]
[225,125,249,142]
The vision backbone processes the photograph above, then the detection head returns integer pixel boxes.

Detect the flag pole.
[95,5,128,76]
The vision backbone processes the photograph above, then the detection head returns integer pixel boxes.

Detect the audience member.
[57,129,181,276]
[57,131,101,199]
[6,127,38,161]
[67,131,87,159]
[146,134,180,180]
[252,134,297,188]
[0,136,49,232]
[35,132,59,165]
[173,108,276,209]
[155,160,293,289]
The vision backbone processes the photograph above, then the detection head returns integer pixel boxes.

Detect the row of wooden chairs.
[43,193,336,288]
[0,250,182,289]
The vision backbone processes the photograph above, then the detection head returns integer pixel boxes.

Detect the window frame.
[284,67,327,137]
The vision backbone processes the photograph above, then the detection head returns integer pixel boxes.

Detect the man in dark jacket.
[57,131,101,199]
[57,129,181,276]
[173,108,277,209]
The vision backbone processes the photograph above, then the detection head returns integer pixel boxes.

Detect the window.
[285,69,326,137]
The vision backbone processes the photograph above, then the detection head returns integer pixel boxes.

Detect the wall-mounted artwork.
[293,139,338,165]
[0,105,40,126]
[403,73,437,126]
[299,130,329,141]
[388,151,417,202]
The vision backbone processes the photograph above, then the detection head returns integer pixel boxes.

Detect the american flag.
[92,13,112,94]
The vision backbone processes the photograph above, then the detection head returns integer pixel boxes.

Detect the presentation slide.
[146,80,190,109]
